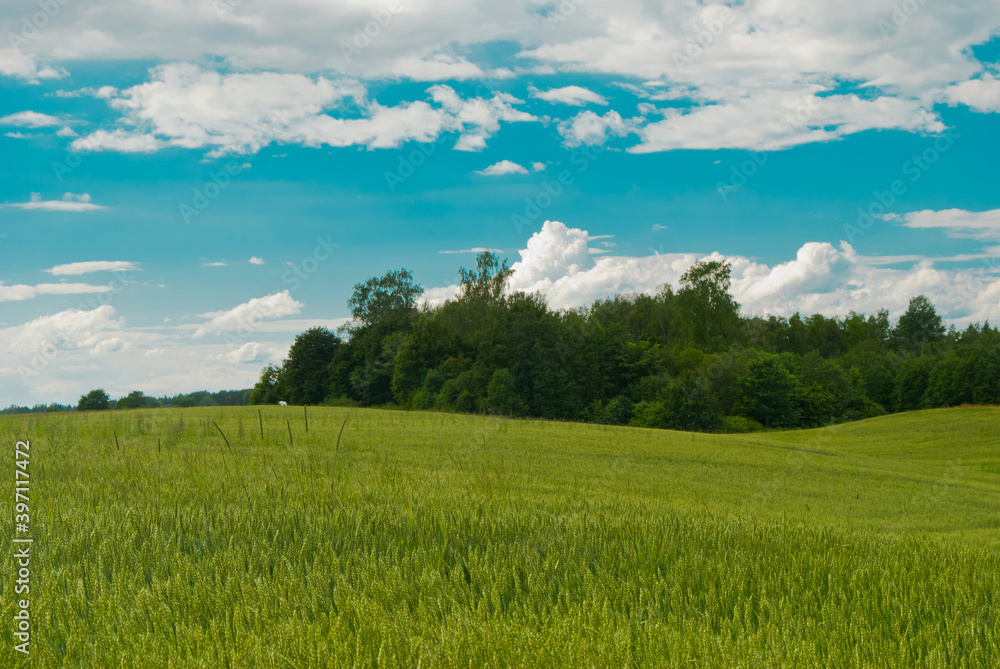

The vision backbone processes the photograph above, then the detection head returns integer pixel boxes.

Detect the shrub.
[721,415,764,433]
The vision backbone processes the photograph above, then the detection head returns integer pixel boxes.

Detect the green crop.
[1,406,997,667]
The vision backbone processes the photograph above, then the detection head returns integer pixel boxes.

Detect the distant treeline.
[248,250,997,431]
[1,388,251,415]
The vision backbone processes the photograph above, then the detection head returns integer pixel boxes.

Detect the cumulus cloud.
[212,342,280,364]
[193,290,304,337]
[0,305,125,357]
[44,261,139,276]
[558,110,636,147]
[941,73,1000,113]
[479,220,1000,325]
[3,1,1000,152]
[419,284,462,308]
[7,193,106,212]
[0,49,63,82]
[66,64,535,156]
[249,256,265,265]
[427,84,536,151]
[530,85,608,106]
[476,160,528,176]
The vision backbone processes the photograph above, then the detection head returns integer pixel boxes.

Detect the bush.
[630,401,669,429]
[721,415,764,433]
[591,396,635,426]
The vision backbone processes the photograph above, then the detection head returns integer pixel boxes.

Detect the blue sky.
[1,0,999,407]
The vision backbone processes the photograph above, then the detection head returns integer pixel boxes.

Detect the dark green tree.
[895,295,945,356]
[116,390,149,410]
[736,356,800,428]
[485,368,526,416]
[283,327,341,405]
[894,355,934,411]
[77,389,110,412]
[346,269,422,332]
[459,251,513,305]
[249,364,285,405]
[674,260,742,351]
[664,370,723,431]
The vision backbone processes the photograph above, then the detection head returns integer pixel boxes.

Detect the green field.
[1,406,998,667]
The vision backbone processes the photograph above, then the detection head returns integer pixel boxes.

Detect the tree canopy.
[250,253,1000,431]
[77,389,110,412]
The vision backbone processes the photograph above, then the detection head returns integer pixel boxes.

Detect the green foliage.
[674,260,743,351]
[77,388,110,411]
[895,355,934,411]
[346,268,422,331]
[485,368,526,416]
[458,251,513,306]
[243,255,996,433]
[249,364,285,405]
[736,356,800,428]
[116,390,150,410]
[664,370,723,431]
[720,415,764,433]
[592,395,635,425]
[895,295,945,356]
[282,326,341,405]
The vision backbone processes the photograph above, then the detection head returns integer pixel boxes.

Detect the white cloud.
[212,342,280,364]
[0,282,111,303]
[203,261,227,267]
[632,91,945,152]
[389,55,485,81]
[558,110,636,147]
[476,220,1000,325]
[530,85,608,106]
[53,86,118,99]
[894,208,1000,242]
[7,193,106,212]
[0,48,36,79]
[0,305,125,357]
[0,111,63,128]
[249,256,265,265]
[68,64,534,156]
[419,284,461,308]
[3,1,999,153]
[56,126,78,137]
[70,129,168,153]
[44,261,139,276]
[508,221,594,289]
[941,73,1000,113]
[438,247,502,254]
[531,161,546,172]
[193,290,304,337]
[476,160,528,176]
[427,84,536,151]
[0,48,51,82]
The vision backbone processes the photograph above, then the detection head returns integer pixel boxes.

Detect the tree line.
[1,389,252,414]
[248,250,999,431]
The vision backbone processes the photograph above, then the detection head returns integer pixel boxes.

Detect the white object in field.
[278,401,287,406]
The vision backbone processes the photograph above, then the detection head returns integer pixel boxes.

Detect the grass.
[1,405,998,667]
